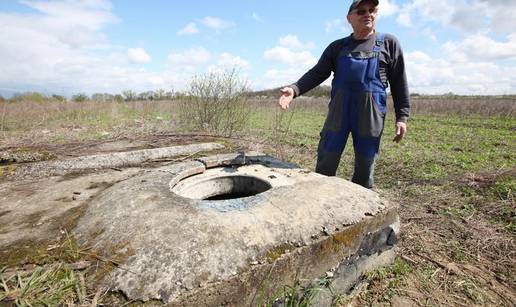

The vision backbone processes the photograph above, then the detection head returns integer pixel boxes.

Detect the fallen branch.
[400,254,418,265]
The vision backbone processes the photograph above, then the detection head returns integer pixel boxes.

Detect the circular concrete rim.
[171,174,272,200]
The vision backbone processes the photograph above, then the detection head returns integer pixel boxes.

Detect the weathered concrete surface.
[73,154,399,306]
[2,143,223,180]
[0,149,56,164]
[0,168,141,250]
[313,248,397,306]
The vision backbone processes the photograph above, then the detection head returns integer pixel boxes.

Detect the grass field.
[0,96,515,306]
[257,102,515,306]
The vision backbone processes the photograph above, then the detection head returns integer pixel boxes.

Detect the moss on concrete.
[0,205,88,267]
[265,243,295,263]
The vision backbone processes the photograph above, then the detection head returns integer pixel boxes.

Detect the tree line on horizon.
[1,85,514,103]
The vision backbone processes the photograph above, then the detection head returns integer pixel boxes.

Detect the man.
[278,0,410,189]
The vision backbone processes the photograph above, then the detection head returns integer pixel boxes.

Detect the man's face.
[347,1,378,34]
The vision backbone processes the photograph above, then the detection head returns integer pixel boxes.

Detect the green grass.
[249,108,515,187]
[260,277,329,307]
[248,107,515,305]
[361,257,412,302]
[0,265,82,306]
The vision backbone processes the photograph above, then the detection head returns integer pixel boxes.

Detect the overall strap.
[373,32,385,53]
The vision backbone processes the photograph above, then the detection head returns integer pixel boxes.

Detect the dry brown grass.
[1,95,512,134]
[251,95,516,117]
[0,99,181,131]
[409,95,516,117]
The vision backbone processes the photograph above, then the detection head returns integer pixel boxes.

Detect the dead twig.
[78,251,139,276]
[400,254,418,265]
[90,286,108,307]
[414,252,462,276]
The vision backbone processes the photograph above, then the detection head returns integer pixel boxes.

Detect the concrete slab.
[2,143,223,180]
[73,152,399,305]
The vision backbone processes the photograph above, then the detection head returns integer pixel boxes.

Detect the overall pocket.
[357,92,386,138]
[322,89,344,132]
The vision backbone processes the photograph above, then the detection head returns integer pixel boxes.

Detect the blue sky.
[1,0,516,97]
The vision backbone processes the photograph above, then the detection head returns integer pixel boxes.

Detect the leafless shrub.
[0,100,7,133]
[177,69,251,137]
[270,104,297,160]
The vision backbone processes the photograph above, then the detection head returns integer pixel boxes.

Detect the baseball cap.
[348,0,379,14]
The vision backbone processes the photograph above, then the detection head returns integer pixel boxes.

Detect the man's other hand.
[278,87,294,109]
[393,121,407,143]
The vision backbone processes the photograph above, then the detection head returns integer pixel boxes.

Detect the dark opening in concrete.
[176,175,272,200]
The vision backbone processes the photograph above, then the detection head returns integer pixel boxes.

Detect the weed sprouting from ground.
[358,257,412,302]
[260,278,329,307]
[270,103,297,160]
[0,264,81,306]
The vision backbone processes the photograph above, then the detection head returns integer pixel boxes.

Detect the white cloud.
[20,0,118,31]
[257,67,331,90]
[325,18,351,34]
[200,16,233,31]
[279,35,315,50]
[167,47,249,78]
[396,12,412,27]
[177,22,199,35]
[0,1,209,95]
[421,27,438,42]
[127,48,151,64]
[261,35,319,88]
[397,0,516,34]
[252,12,263,22]
[264,35,318,67]
[1,0,119,49]
[406,50,516,95]
[0,1,252,96]
[263,47,317,67]
[443,34,516,62]
[326,0,397,33]
[0,0,140,95]
[378,0,399,17]
[258,68,304,90]
[168,47,212,71]
[480,0,516,34]
[406,51,432,62]
[449,2,488,33]
[215,53,249,69]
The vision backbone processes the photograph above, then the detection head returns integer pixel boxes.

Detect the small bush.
[72,93,88,103]
[12,92,48,103]
[113,94,124,103]
[178,69,250,136]
[122,90,136,101]
[51,94,66,102]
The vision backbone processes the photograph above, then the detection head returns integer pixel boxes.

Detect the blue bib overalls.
[315,33,387,189]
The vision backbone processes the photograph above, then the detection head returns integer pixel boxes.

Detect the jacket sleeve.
[290,40,340,97]
[386,35,410,123]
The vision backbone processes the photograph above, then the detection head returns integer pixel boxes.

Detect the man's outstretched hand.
[278,87,294,109]
[393,121,407,143]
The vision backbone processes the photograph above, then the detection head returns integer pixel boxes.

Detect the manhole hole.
[172,174,272,200]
